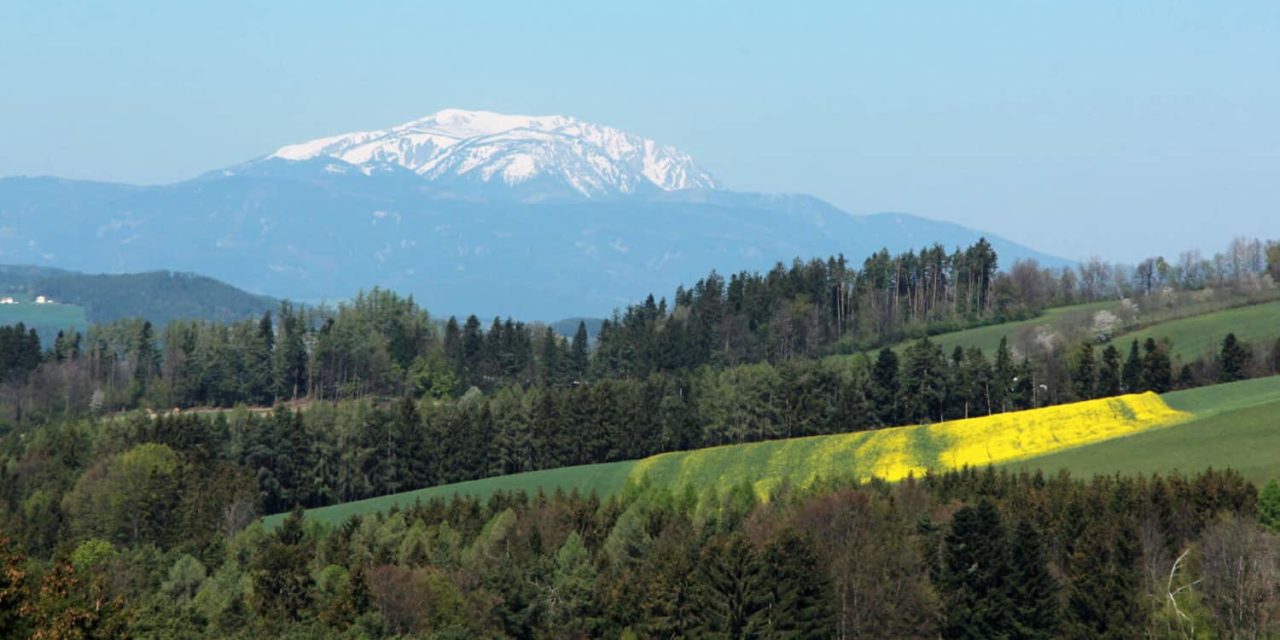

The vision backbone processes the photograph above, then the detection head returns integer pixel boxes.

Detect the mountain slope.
[0,109,1070,320]
[266,108,716,197]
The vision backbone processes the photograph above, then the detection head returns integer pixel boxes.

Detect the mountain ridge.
[0,109,1071,320]
[261,108,717,198]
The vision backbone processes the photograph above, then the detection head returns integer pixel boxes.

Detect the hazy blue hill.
[0,160,1068,322]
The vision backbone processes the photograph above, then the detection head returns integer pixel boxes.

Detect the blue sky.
[1,0,1277,261]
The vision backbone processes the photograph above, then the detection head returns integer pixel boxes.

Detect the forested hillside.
[0,265,277,326]
[2,236,1279,638]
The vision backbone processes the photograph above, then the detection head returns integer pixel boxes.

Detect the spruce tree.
[1008,519,1059,639]
[1096,344,1122,397]
[993,337,1016,412]
[869,347,901,426]
[756,529,834,638]
[1141,338,1172,393]
[569,321,590,383]
[1065,513,1145,639]
[1218,332,1251,383]
[937,500,1013,639]
[694,533,768,638]
[902,337,947,423]
[1121,340,1143,392]
[1069,342,1097,400]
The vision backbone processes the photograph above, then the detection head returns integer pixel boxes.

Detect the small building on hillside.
[0,297,14,304]
[35,295,51,304]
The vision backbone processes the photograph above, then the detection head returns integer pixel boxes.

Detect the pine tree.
[1008,519,1059,639]
[1218,332,1251,383]
[937,500,1013,639]
[1097,344,1122,397]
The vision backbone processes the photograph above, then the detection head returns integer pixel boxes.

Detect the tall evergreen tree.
[902,337,947,423]
[1069,342,1097,400]
[1141,338,1172,393]
[869,348,901,426]
[937,500,1013,639]
[1217,332,1251,383]
[1008,519,1059,639]
[757,529,834,639]
[1096,344,1122,397]
[992,337,1016,412]
[569,321,590,383]
[1121,340,1143,393]
[694,533,768,638]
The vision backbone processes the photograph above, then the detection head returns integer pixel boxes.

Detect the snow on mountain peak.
[269,109,717,196]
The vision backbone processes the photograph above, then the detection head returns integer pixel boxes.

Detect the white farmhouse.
[35,295,51,304]
[0,297,14,304]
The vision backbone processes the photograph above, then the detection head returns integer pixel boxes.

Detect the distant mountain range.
[0,109,1069,320]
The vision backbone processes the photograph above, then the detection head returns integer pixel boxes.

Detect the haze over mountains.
[0,109,1067,320]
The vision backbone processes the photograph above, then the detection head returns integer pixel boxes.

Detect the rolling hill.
[0,265,278,339]
[873,294,1280,363]
[271,376,1279,527]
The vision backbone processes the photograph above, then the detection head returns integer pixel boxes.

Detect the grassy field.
[874,297,1278,364]
[1108,299,1280,362]
[280,389,1201,526]
[1011,376,1280,483]
[276,375,1280,526]
[0,303,88,332]
[886,300,1118,357]
[265,461,637,527]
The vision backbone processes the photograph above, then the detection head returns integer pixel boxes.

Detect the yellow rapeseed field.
[628,392,1191,500]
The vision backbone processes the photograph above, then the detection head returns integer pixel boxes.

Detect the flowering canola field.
[628,392,1190,500]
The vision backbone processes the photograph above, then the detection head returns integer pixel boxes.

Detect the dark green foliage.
[1122,340,1143,392]
[1097,343,1122,397]
[1218,332,1252,383]
[1064,512,1146,639]
[1008,519,1059,639]
[1141,338,1173,393]
[758,529,834,639]
[251,507,315,621]
[0,323,41,383]
[1260,479,1280,531]
[1069,342,1096,400]
[694,533,768,638]
[937,500,1013,639]
[870,347,901,425]
[902,337,947,423]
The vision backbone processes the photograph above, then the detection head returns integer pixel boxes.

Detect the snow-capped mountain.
[267,109,717,197]
[0,108,1070,320]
